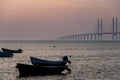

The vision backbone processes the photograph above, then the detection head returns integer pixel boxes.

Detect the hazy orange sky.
[0,0,120,40]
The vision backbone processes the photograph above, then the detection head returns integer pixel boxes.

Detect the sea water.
[0,40,120,80]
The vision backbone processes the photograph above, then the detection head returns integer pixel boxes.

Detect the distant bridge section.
[58,17,120,41]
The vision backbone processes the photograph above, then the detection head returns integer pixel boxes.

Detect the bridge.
[58,17,120,41]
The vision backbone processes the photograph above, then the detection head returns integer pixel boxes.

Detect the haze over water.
[0,0,120,80]
[0,0,120,40]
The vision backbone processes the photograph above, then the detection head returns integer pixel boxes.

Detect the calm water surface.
[0,41,120,80]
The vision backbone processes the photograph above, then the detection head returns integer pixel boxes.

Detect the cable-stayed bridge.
[58,17,120,41]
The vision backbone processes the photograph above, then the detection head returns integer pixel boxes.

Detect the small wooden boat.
[30,56,71,66]
[16,63,71,77]
[0,51,13,57]
[1,48,23,53]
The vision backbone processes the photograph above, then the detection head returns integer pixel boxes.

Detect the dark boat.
[30,56,71,66]
[16,63,71,77]
[0,51,13,57]
[1,48,23,53]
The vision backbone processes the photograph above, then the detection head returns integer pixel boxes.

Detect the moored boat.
[0,51,13,57]
[16,63,71,77]
[30,56,71,66]
[1,48,23,53]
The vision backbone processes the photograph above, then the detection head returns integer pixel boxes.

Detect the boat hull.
[16,63,67,77]
[0,52,13,57]
[1,48,23,53]
[30,57,67,66]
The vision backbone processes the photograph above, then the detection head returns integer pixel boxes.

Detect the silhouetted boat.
[1,48,23,53]
[30,56,71,66]
[0,51,13,57]
[16,63,71,77]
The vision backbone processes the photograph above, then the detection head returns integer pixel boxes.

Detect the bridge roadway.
[59,17,120,41]
[59,32,120,41]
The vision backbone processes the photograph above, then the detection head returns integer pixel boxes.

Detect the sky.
[0,0,120,40]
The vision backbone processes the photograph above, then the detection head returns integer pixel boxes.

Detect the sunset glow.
[0,0,120,40]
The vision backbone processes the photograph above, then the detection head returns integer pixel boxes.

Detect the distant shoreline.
[0,40,120,43]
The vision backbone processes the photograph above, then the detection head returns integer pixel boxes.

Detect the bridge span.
[58,17,120,41]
